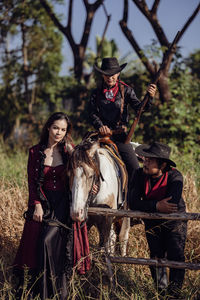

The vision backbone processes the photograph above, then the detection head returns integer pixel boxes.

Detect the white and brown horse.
[69,132,130,256]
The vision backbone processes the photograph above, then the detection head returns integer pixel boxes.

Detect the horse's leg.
[106,223,117,255]
[119,217,130,256]
[97,216,113,252]
[97,217,115,286]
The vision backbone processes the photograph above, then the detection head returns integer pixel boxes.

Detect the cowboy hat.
[135,142,176,167]
[94,57,127,76]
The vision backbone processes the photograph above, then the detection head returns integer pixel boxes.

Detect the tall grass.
[0,142,200,299]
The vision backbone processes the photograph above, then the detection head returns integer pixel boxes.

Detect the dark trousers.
[144,219,187,295]
[115,142,139,179]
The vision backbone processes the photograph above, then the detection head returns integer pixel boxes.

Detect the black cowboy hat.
[135,142,176,167]
[94,57,127,76]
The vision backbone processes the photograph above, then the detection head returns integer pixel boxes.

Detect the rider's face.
[103,72,120,87]
[143,157,163,177]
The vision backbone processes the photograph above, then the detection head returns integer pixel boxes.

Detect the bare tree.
[39,0,105,82]
[120,0,200,103]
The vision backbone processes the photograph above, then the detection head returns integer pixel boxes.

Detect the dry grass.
[0,148,199,299]
[0,179,27,266]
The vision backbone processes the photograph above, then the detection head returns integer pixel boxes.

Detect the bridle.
[83,158,104,220]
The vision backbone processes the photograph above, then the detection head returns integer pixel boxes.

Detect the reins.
[85,173,100,214]
[23,211,86,231]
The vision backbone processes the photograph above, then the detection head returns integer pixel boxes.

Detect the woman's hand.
[33,203,44,222]
[147,84,157,98]
[156,197,178,213]
[99,126,112,136]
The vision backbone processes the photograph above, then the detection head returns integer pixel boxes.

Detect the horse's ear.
[87,140,100,158]
[90,132,99,142]
[83,131,99,143]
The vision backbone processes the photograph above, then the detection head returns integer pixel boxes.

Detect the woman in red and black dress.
[13,112,74,299]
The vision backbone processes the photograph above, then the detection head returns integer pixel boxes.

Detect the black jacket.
[89,82,151,130]
[129,168,186,213]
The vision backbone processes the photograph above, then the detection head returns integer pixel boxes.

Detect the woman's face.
[103,72,120,87]
[48,119,68,145]
[143,157,163,177]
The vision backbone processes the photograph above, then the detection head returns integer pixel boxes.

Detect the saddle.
[99,136,128,208]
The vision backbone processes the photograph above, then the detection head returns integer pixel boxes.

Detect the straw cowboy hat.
[94,57,127,76]
[135,142,176,167]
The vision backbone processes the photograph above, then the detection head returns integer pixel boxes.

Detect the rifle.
[125,30,181,144]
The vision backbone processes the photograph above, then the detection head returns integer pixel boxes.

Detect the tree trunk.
[21,22,30,113]
[74,48,84,82]
[157,74,171,103]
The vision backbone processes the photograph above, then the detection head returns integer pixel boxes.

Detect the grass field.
[0,142,199,299]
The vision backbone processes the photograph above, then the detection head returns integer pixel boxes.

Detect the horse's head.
[69,132,100,222]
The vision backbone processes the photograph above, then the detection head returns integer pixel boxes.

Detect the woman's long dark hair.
[39,112,72,147]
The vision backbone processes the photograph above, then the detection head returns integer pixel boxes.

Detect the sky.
[57,0,200,75]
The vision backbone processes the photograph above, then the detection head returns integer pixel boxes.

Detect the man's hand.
[33,203,44,222]
[156,197,178,213]
[147,84,157,98]
[121,125,127,132]
[99,125,112,136]
[91,184,99,195]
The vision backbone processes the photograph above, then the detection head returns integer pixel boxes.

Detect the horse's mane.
[68,132,100,179]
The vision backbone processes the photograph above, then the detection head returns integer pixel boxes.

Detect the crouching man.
[129,142,187,299]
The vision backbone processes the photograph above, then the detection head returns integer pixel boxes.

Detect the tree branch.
[39,0,77,57]
[151,0,160,15]
[120,0,155,76]
[80,0,103,49]
[96,2,111,58]
[174,2,200,45]
[66,0,77,52]
[39,0,66,36]
[122,0,128,22]
[67,0,73,28]
[132,0,169,47]
[159,3,200,74]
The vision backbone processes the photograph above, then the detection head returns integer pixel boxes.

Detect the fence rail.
[108,257,200,270]
[88,207,200,221]
[88,207,200,270]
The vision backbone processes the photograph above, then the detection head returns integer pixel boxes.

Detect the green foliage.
[0,138,27,186]
[95,35,120,61]
[0,0,64,138]
[184,49,200,79]
[142,38,168,63]
[60,76,94,140]
[130,51,200,168]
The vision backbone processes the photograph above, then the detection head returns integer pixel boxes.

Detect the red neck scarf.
[103,81,119,102]
[145,172,168,201]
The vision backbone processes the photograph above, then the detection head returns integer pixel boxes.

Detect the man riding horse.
[89,57,157,180]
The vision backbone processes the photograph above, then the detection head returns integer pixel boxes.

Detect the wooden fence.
[88,207,200,270]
